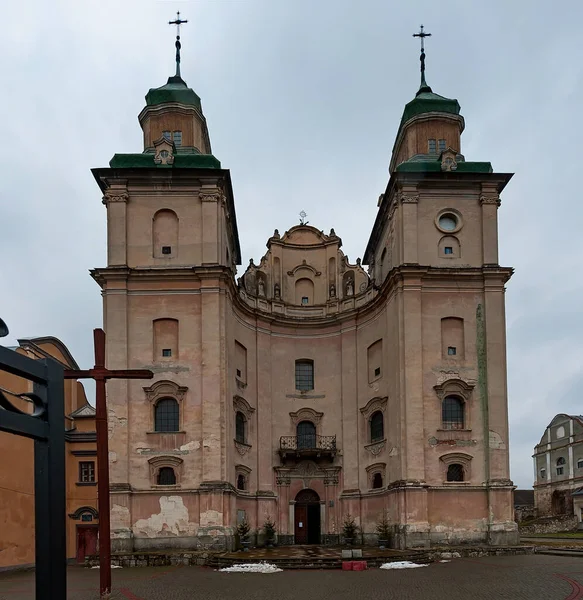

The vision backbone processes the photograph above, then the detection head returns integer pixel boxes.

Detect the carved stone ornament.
[400,193,419,204]
[153,137,175,165]
[364,440,386,456]
[479,195,501,207]
[324,467,341,486]
[143,380,188,404]
[360,396,388,421]
[234,441,252,456]
[433,378,474,402]
[233,395,255,420]
[101,191,129,205]
[289,407,323,428]
[199,189,223,203]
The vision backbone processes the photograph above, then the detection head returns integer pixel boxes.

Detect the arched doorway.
[295,488,321,544]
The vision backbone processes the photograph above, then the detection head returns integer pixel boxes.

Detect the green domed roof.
[145,75,202,111]
[399,83,461,129]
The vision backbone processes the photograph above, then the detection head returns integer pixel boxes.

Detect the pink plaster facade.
[91,71,518,550]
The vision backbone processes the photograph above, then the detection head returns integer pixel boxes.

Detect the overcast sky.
[1,0,582,489]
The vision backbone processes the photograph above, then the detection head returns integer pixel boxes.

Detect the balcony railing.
[279,434,337,461]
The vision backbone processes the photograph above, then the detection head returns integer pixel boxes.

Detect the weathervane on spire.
[169,11,188,78]
[413,25,432,92]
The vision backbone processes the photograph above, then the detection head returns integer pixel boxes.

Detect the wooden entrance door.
[294,489,320,544]
[76,526,98,563]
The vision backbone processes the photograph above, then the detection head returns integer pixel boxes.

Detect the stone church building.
[91,44,518,549]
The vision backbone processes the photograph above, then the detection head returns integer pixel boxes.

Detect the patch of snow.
[379,561,429,570]
[91,565,122,569]
[452,552,461,558]
[439,560,451,563]
[219,562,283,574]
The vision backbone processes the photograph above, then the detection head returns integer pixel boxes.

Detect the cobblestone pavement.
[2,554,583,599]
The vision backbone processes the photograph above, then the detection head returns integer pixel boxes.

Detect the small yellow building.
[0,336,97,569]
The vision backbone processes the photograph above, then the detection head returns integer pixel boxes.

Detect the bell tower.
[364,27,518,547]
[91,14,241,552]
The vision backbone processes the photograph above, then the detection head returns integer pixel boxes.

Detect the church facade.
[92,51,518,550]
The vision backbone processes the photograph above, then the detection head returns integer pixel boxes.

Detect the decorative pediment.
[289,407,323,427]
[433,378,474,401]
[360,396,388,421]
[233,395,255,420]
[279,225,333,246]
[152,137,175,165]
[439,452,473,465]
[143,380,188,403]
[69,403,96,419]
[148,455,184,469]
[287,261,322,277]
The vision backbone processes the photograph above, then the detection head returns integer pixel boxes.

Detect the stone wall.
[515,506,536,523]
[518,515,578,535]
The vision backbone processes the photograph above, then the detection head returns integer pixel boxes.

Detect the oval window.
[438,214,458,231]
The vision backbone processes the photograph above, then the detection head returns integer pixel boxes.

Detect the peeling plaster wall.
[133,496,197,538]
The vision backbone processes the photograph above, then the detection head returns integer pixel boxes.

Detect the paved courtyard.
[2,555,583,599]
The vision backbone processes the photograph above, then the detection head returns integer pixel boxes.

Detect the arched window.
[237,473,246,491]
[372,472,383,489]
[152,209,179,258]
[155,398,179,432]
[235,411,246,444]
[370,411,384,442]
[295,359,314,391]
[442,396,464,430]
[157,467,176,485]
[297,421,316,450]
[447,464,464,482]
[557,456,566,475]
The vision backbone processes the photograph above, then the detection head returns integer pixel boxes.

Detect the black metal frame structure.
[0,344,66,599]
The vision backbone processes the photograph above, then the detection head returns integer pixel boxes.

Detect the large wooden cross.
[64,329,152,598]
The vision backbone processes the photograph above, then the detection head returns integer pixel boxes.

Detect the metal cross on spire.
[413,25,432,92]
[169,11,188,78]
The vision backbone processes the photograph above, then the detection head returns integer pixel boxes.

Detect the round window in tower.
[436,210,462,233]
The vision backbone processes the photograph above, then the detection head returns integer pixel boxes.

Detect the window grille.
[428,139,437,153]
[442,396,464,430]
[295,360,314,391]
[79,461,95,483]
[155,398,179,432]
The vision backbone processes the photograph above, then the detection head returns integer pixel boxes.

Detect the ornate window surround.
[68,506,99,520]
[148,455,183,488]
[289,407,323,434]
[365,462,386,490]
[433,379,474,431]
[144,380,188,432]
[235,464,252,493]
[360,397,388,446]
[439,452,472,484]
[233,396,254,454]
